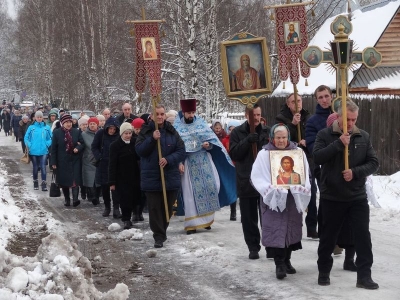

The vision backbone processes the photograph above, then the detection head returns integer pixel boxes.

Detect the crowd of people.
[3,85,380,290]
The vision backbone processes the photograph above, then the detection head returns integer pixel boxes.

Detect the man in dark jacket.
[275,93,310,147]
[314,100,379,289]
[229,103,270,259]
[136,105,186,248]
[305,85,333,238]
[117,103,138,125]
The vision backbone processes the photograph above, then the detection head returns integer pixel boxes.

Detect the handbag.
[49,173,61,197]
[20,149,30,164]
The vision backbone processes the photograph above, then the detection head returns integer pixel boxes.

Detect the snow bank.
[0,233,130,300]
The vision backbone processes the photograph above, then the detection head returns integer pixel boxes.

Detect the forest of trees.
[0,0,375,118]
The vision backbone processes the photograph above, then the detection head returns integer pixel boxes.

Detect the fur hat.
[88,117,99,125]
[132,118,145,129]
[119,122,133,136]
[180,98,196,112]
[60,114,73,125]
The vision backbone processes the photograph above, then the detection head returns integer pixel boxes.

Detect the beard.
[184,117,194,124]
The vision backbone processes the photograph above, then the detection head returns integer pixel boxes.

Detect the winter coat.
[305,104,332,154]
[135,120,186,191]
[81,129,98,187]
[313,121,379,202]
[18,120,29,141]
[11,115,22,132]
[275,105,310,148]
[229,121,270,198]
[117,113,138,125]
[109,136,141,208]
[1,112,11,131]
[50,127,84,187]
[91,118,120,185]
[24,121,52,156]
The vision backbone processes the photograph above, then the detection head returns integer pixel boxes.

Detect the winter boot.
[113,206,122,219]
[41,180,48,192]
[62,187,71,207]
[102,205,111,217]
[285,249,296,274]
[343,246,357,272]
[80,186,87,200]
[230,202,237,221]
[274,255,287,280]
[72,187,80,207]
[33,180,39,190]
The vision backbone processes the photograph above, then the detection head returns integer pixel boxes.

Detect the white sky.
[6,0,17,20]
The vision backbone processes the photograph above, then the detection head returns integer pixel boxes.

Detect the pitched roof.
[272,0,400,96]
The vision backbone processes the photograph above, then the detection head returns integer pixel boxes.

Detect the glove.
[247,133,259,143]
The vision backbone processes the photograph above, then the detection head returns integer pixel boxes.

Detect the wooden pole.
[248,107,257,159]
[293,83,301,143]
[152,96,170,222]
[341,67,349,170]
[141,7,146,20]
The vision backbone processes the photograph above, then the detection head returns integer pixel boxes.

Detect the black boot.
[356,277,379,289]
[285,249,296,274]
[33,180,39,190]
[41,180,48,192]
[230,202,237,221]
[62,187,71,207]
[132,206,140,223]
[80,186,86,200]
[72,187,80,207]
[343,246,357,271]
[113,205,122,218]
[318,272,330,286]
[274,256,287,280]
[102,206,111,217]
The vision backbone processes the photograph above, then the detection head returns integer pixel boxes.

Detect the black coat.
[50,127,84,187]
[117,113,138,125]
[229,122,270,197]
[18,120,29,140]
[135,120,186,192]
[2,112,11,131]
[313,122,379,202]
[91,118,120,185]
[109,136,141,208]
[11,115,22,132]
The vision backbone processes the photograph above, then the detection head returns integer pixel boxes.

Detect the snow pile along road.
[0,233,130,300]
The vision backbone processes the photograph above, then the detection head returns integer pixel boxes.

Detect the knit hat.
[22,115,29,120]
[35,111,43,118]
[96,115,105,121]
[78,117,88,126]
[326,112,339,127]
[60,114,73,125]
[88,117,99,125]
[132,118,145,129]
[120,122,133,136]
[48,109,58,117]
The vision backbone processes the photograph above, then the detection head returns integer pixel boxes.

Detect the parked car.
[66,110,96,118]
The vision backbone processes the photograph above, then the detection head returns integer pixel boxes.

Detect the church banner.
[274,5,310,84]
[134,22,162,97]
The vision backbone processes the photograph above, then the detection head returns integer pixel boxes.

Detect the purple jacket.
[260,142,303,248]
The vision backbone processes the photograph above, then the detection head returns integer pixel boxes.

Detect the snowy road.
[1,134,400,299]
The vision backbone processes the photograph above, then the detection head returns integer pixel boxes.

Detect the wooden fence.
[259,95,400,175]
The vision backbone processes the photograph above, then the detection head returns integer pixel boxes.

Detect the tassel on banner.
[138,93,142,103]
[270,13,275,21]
[311,9,315,17]
[305,78,309,86]
[283,82,286,89]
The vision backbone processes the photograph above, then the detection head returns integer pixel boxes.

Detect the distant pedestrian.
[11,110,22,142]
[18,115,30,153]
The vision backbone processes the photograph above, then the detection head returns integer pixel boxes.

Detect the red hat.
[180,99,196,112]
[131,117,145,129]
[326,113,339,127]
[88,117,99,125]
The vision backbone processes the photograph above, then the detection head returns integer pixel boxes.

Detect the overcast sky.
[6,0,17,20]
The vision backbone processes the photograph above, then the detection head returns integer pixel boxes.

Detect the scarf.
[62,127,74,154]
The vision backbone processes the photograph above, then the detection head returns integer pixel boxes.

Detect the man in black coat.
[229,103,270,259]
[116,103,138,125]
[313,100,379,289]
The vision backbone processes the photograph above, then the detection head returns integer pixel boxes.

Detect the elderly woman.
[51,114,84,207]
[24,111,52,191]
[109,122,141,229]
[19,115,30,153]
[82,117,101,205]
[251,124,311,280]
[96,115,106,128]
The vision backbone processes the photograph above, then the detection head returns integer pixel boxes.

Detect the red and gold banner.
[134,22,162,96]
[275,5,310,84]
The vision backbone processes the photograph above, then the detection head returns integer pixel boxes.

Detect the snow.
[368,71,400,90]
[108,223,121,232]
[272,0,400,96]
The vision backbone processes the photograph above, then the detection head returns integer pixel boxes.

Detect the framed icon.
[269,149,306,188]
[141,37,158,60]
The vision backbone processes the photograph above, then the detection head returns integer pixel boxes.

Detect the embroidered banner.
[134,22,162,96]
[274,5,310,84]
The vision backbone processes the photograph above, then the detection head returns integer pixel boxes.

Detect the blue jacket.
[305,104,332,154]
[135,120,186,191]
[24,121,52,155]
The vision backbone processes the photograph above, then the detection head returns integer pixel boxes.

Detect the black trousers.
[146,190,177,242]
[318,198,373,280]
[239,196,261,252]
[101,184,119,208]
[306,168,318,232]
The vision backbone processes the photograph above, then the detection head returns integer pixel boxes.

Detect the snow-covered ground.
[0,134,399,299]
